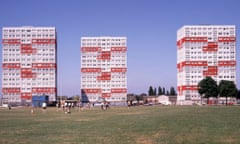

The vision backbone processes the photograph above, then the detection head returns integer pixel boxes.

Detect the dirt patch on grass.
[153,131,167,138]
[136,135,153,144]
[219,136,236,143]
[136,131,167,144]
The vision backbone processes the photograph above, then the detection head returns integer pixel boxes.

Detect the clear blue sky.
[0,0,240,96]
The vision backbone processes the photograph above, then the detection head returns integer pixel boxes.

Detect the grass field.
[0,105,240,144]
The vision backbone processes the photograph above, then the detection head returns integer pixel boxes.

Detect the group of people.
[100,101,110,110]
[82,101,110,111]
[29,100,115,114]
[57,100,75,113]
[56,100,111,113]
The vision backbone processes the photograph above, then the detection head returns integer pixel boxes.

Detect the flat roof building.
[2,26,57,104]
[81,37,127,105]
[177,25,236,104]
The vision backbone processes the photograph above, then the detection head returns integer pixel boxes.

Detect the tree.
[68,95,80,101]
[140,93,147,97]
[57,95,68,101]
[135,95,141,103]
[127,93,135,101]
[148,86,154,96]
[166,90,169,96]
[198,76,218,104]
[218,80,237,105]
[153,88,157,96]
[170,86,176,96]
[237,90,240,99]
[158,86,162,95]
[162,87,165,95]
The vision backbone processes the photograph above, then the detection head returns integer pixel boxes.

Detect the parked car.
[160,101,171,106]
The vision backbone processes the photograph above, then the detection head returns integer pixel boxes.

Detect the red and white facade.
[2,27,57,103]
[81,37,127,104]
[177,25,236,104]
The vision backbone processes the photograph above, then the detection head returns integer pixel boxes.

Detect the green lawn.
[0,106,240,144]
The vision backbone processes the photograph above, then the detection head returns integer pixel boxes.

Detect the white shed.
[157,95,171,105]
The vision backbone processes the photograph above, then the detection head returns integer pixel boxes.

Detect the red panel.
[32,63,56,68]
[177,38,184,49]
[177,86,183,95]
[82,89,101,93]
[21,44,37,54]
[111,68,127,72]
[2,39,21,44]
[184,37,208,42]
[21,73,37,78]
[177,61,208,71]
[81,68,101,73]
[184,61,208,66]
[97,72,111,81]
[21,68,37,78]
[177,37,208,49]
[2,88,21,93]
[203,66,218,76]
[21,49,37,54]
[81,47,101,52]
[2,63,21,69]
[32,87,56,93]
[177,63,184,72]
[21,93,32,100]
[218,37,236,42]
[178,85,198,91]
[177,63,180,69]
[32,39,56,44]
[101,72,111,76]
[111,88,127,93]
[218,60,236,66]
[202,42,218,52]
[111,47,127,52]
[97,76,111,81]
[102,93,111,98]
[21,44,32,49]
[97,51,111,60]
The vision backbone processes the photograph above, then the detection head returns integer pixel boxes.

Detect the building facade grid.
[177,25,236,103]
[81,37,127,104]
[2,26,57,103]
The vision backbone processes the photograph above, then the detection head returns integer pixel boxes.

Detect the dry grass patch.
[136,135,154,144]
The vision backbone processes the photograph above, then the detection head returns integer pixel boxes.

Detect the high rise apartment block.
[81,37,127,105]
[177,25,236,103]
[2,27,57,103]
